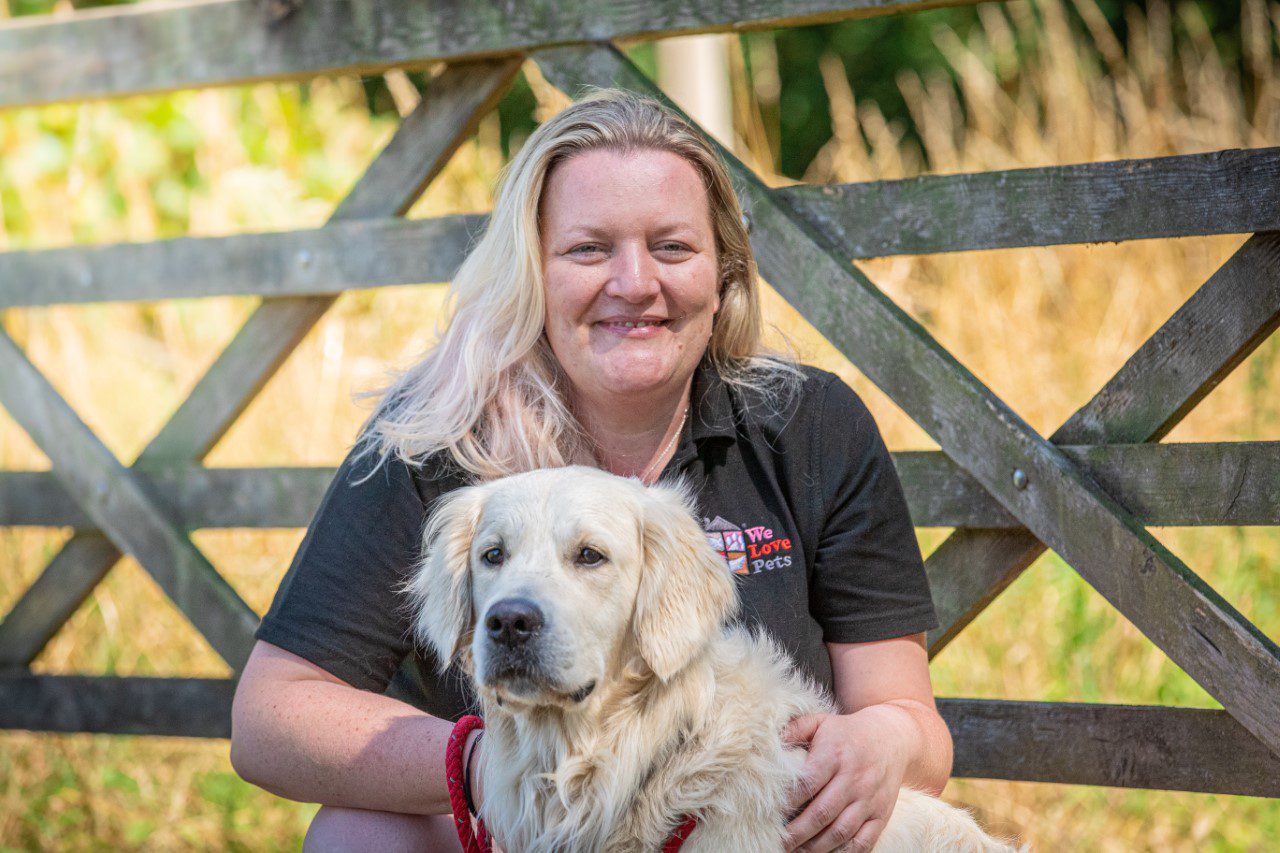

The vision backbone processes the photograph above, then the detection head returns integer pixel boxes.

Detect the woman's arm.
[782,632,952,852]
[827,632,952,794]
[230,640,461,814]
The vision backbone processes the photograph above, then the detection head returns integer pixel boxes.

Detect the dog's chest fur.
[478,627,832,852]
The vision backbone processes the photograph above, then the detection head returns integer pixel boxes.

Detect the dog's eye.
[481,546,504,566]
[575,546,607,567]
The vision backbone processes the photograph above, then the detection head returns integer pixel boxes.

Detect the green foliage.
[768,7,986,175]
[762,0,1264,177]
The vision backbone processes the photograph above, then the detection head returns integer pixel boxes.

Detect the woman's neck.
[573,378,693,480]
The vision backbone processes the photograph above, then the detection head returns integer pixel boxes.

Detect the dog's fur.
[408,466,1022,852]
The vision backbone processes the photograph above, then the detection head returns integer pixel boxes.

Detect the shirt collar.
[688,357,736,442]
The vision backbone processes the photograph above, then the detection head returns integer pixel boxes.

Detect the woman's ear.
[633,482,738,681]
[407,485,486,672]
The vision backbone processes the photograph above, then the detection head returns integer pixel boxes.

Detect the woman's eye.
[576,546,607,567]
[481,547,504,566]
[658,242,690,253]
[569,244,602,255]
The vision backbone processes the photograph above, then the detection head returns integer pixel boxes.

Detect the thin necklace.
[639,405,689,485]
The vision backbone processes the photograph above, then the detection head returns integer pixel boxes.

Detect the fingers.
[797,807,881,853]
[825,814,883,853]
[786,745,837,814]
[783,713,826,745]
[848,817,885,852]
[784,778,852,851]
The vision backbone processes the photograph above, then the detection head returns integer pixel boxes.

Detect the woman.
[231,87,952,853]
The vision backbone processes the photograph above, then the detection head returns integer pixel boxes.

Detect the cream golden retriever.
[408,465,1023,852]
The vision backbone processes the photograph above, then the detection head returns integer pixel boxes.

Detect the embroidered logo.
[703,516,793,575]
[704,516,748,574]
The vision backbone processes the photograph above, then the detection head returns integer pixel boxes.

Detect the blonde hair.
[352,87,800,482]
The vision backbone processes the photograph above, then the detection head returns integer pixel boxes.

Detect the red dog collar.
[662,814,701,851]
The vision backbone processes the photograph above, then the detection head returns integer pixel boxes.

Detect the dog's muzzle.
[479,598,594,704]
[484,597,544,648]
[481,596,551,687]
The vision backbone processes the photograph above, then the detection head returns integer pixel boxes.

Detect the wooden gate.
[1,0,1278,799]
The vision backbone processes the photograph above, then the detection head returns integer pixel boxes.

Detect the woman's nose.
[603,242,661,302]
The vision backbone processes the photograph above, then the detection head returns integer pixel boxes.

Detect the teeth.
[620,321,658,328]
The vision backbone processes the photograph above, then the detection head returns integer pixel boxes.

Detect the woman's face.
[539,148,720,405]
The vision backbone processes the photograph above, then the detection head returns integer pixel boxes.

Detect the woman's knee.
[303,806,462,853]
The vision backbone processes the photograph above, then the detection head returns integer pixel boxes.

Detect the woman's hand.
[781,705,917,852]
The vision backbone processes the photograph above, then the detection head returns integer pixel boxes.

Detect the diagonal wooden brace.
[144,59,522,462]
[0,59,521,670]
[926,233,1280,655]
[530,43,1280,756]
[0,333,260,669]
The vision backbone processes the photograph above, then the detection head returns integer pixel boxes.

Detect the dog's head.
[407,465,737,710]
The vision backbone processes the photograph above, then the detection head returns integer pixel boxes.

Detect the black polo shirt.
[255,360,938,720]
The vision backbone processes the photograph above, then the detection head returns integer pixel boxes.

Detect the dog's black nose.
[484,598,544,647]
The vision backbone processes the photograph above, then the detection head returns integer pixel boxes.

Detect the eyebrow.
[559,223,702,239]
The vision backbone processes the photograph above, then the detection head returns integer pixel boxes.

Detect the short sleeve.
[807,376,939,643]
[255,442,435,692]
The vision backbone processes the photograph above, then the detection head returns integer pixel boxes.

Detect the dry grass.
[1,0,1278,849]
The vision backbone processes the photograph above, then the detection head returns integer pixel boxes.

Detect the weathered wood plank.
[940,698,1280,797]
[0,61,520,669]
[3,677,1275,796]
[0,215,483,308]
[326,65,522,224]
[0,533,120,670]
[0,332,260,669]
[11,148,1277,309]
[532,43,1280,756]
[0,675,235,737]
[5,139,1266,309]
[1065,236,1280,446]
[927,233,1280,653]
[778,148,1280,255]
[0,0,988,109]
[896,441,1280,528]
[0,466,335,529]
[4,442,1278,529]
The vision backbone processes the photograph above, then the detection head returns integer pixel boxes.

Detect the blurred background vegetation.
[1,0,1278,849]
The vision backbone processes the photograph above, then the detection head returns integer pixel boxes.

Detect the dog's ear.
[407,484,486,672]
[634,482,737,682]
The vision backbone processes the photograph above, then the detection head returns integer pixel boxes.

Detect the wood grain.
[0,215,483,308]
[897,441,1280,528]
[4,442,1277,529]
[778,148,1280,255]
[942,698,1280,797]
[0,0,987,109]
[4,676,1276,797]
[8,149,1276,308]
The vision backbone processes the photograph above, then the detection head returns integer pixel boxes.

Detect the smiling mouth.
[614,319,664,328]
[597,319,670,333]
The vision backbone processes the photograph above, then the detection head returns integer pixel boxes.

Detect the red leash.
[446,715,491,853]
[446,715,699,852]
